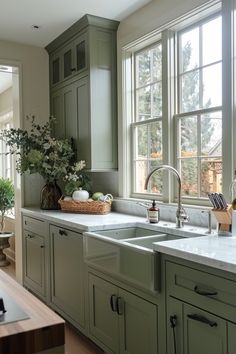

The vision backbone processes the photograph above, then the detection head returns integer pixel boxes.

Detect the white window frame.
[120,0,231,206]
[0,110,14,181]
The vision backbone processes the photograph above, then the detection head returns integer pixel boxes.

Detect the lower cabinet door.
[50,226,85,329]
[24,231,46,298]
[118,288,158,354]
[228,322,236,354]
[167,297,227,354]
[88,273,158,354]
[88,273,119,353]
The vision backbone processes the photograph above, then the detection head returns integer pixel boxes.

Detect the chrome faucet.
[144,164,189,228]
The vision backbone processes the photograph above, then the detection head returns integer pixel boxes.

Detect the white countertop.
[154,234,236,273]
[21,207,147,231]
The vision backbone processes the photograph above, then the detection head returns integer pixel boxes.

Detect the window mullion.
[197,114,202,197]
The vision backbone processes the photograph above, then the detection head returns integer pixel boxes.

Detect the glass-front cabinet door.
[74,32,87,74]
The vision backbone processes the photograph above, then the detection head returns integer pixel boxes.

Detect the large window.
[176,15,222,198]
[132,42,163,194]
[125,5,224,204]
[0,111,14,180]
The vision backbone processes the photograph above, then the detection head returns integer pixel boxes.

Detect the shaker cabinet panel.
[119,288,158,354]
[23,230,47,300]
[50,225,85,330]
[167,297,227,354]
[89,273,119,352]
[22,215,49,302]
[88,272,158,354]
[228,322,236,354]
[51,84,77,144]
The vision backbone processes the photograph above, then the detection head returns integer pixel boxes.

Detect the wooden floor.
[1,261,104,354]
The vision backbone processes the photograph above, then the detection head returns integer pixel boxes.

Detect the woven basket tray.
[58,197,111,215]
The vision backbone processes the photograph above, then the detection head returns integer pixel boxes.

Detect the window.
[0,111,14,180]
[132,42,163,195]
[176,15,222,198]
[124,4,224,204]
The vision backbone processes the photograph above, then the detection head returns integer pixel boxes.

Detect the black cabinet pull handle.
[71,68,76,72]
[40,245,44,248]
[59,229,68,236]
[116,297,124,315]
[194,285,217,296]
[170,315,177,354]
[110,294,117,312]
[187,313,217,327]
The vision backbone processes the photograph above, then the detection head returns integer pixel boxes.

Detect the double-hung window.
[0,111,14,180]
[176,14,222,199]
[124,5,223,205]
[132,42,163,195]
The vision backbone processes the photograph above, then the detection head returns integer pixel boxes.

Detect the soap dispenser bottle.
[148,200,160,223]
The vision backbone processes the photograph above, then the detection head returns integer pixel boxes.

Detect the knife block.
[212,207,232,232]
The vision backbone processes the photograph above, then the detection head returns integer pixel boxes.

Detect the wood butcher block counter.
[0,270,65,354]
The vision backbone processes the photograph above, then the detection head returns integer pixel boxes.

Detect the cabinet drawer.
[23,216,48,237]
[50,224,82,239]
[166,261,236,322]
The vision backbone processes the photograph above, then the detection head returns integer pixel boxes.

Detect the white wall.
[0,40,50,205]
[0,40,49,282]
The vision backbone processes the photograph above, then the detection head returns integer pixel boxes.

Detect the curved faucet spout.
[144,164,189,228]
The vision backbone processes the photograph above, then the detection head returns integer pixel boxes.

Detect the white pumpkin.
[72,188,89,202]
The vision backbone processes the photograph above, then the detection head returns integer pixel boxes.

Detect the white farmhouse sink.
[83,224,201,293]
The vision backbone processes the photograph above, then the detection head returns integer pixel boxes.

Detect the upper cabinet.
[46,15,119,171]
[49,32,87,87]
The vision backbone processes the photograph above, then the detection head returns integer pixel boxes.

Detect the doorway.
[0,62,22,282]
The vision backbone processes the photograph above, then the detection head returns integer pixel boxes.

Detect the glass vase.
[40,181,62,210]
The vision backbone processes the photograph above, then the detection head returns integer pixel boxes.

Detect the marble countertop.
[21,207,147,231]
[154,234,236,274]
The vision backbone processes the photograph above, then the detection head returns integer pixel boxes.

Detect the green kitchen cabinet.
[167,297,227,354]
[49,225,85,331]
[88,273,158,354]
[22,215,49,302]
[165,257,236,354]
[49,31,87,88]
[228,322,236,354]
[46,14,119,170]
[51,83,78,142]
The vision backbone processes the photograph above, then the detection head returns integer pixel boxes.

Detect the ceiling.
[0,0,151,48]
[0,0,151,94]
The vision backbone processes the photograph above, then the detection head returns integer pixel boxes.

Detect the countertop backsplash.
[112,198,217,230]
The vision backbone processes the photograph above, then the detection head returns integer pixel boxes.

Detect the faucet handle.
[178,207,189,223]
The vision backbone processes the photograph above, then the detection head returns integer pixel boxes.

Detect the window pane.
[180,159,198,196]
[137,125,148,158]
[180,69,200,112]
[202,63,222,108]
[149,122,162,159]
[153,83,162,117]
[201,159,222,196]
[136,49,151,87]
[153,44,162,81]
[137,86,151,119]
[179,27,199,73]
[134,122,162,193]
[202,17,222,66]
[201,117,222,156]
[180,116,197,157]
[135,160,163,194]
[135,122,162,160]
